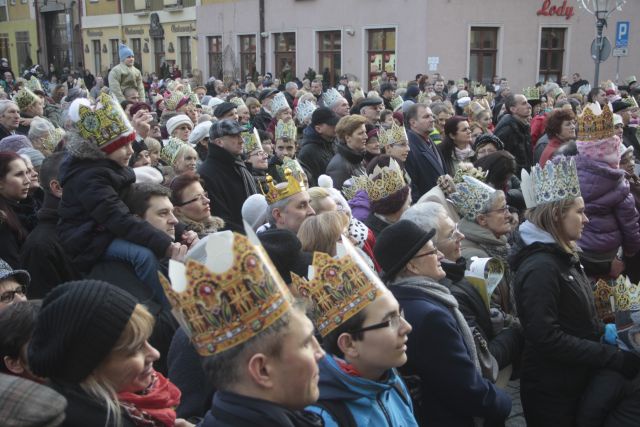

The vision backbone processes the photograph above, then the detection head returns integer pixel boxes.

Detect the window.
[179,36,191,74]
[131,38,142,70]
[153,37,164,76]
[239,34,256,81]
[110,38,119,67]
[0,34,9,61]
[93,39,102,76]
[539,28,566,83]
[208,35,222,79]
[367,28,395,88]
[469,27,498,85]
[274,32,295,82]
[318,31,341,87]
[15,31,30,73]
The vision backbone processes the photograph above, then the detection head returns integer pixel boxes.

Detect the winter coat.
[348,189,370,222]
[107,63,146,102]
[200,391,324,427]
[623,126,640,154]
[493,114,533,174]
[529,113,547,147]
[175,213,225,239]
[405,129,446,201]
[509,221,628,427]
[306,355,418,427]
[325,142,365,191]
[57,148,173,272]
[575,154,640,256]
[297,125,336,186]
[533,134,549,164]
[363,212,391,237]
[388,276,511,427]
[538,136,564,166]
[198,143,258,233]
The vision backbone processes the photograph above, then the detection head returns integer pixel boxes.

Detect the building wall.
[83,0,118,16]
[1,1,38,74]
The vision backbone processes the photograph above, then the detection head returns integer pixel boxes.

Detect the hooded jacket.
[306,355,418,427]
[326,141,365,191]
[298,125,336,186]
[493,113,533,174]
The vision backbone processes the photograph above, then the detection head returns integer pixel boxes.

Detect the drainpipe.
[259,0,265,75]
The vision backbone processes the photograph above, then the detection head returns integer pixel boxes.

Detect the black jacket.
[363,212,390,237]
[253,108,273,132]
[325,142,365,190]
[404,129,446,201]
[493,114,533,174]
[0,195,34,268]
[297,126,335,186]
[623,126,640,155]
[198,143,257,233]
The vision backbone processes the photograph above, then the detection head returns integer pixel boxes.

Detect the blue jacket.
[307,355,418,427]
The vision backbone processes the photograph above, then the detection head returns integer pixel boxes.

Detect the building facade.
[0,0,39,75]
[196,0,640,90]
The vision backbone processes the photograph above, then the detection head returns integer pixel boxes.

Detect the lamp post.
[578,0,625,86]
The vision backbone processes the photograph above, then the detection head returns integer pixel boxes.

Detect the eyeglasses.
[0,285,26,303]
[437,223,463,243]
[486,205,510,215]
[349,310,405,334]
[413,247,439,259]
[175,192,209,207]
[249,150,267,158]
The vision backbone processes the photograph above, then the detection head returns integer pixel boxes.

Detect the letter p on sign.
[616,22,629,48]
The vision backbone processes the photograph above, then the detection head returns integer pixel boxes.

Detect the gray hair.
[285,81,298,90]
[478,190,505,218]
[266,196,290,225]
[0,100,18,116]
[401,201,448,241]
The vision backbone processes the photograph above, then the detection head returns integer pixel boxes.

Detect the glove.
[612,350,640,379]
[603,323,618,346]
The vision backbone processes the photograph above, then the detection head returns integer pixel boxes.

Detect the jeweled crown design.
[242,128,262,154]
[276,156,306,183]
[390,95,403,112]
[621,96,639,110]
[473,84,487,96]
[262,168,305,205]
[322,88,343,108]
[523,86,541,101]
[275,119,297,140]
[160,232,292,356]
[577,103,615,142]
[378,122,408,148]
[270,92,289,113]
[230,97,246,107]
[13,87,38,110]
[520,157,581,208]
[296,100,317,123]
[614,276,640,311]
[160,137,186,165]
[164,90,190,111]
[450,175,496,221]
[350,158,406,202]
[77,92,134,150]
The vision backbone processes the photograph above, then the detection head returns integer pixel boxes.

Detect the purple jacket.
[348,189,371,222]
[576,155,640,255]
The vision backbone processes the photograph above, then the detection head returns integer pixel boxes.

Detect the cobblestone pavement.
[505,380,526,427]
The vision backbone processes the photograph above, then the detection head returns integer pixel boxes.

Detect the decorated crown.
[262,168,305,205]
[41,127,66,153]
[593,278,617,320]
[275,119,297,141]
[230,97,246,107]
[449,175,496,221]
[322,88,343,108]
[276,156,306,183]
[296,100,317,123]
[614,276,640,312]
[292,237,385,337]
[520,157,581,208]
[577,103,615,142]
[352,88,365,102]
[350,158,407,202]
[160,231,292,356]
[270,92,289,114]
[25,76,43,93]
[621,96,639,110]
[390,95,403,112]
[473,84,487,96]
[378,122,408,148]
[164,90,190,111]
[523,87,541,101]
[160,137,186,165]
[468,100,487,117]
[242,128,262,154]
[453,164,488,184]
[417,91,429,104]
[75,92,135,153]
[370,79,380,91]
[13,86,38,110]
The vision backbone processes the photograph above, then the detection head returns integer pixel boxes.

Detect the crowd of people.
[1,42,640,427]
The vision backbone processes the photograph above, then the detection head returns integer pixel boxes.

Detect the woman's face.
[175,181,211,222]
[382,114,394,126]
[451,120,472,147]
[21,157,40,191]
[172,124,192,142]
[470,127,483,145]
[475,142,498,159]
[278,108,293,123]
[614,123,624,138]
[365,136,381,155]
[237,106,250,124]
[562,197,588,242]
[173,149,198,174]
[345,124,367,153]
[620,152,635,176]
[247,149,268,170]
[478,112,492,129]
[386,140,410,162]
[148,149,160,166]
[558,119,576,141]
[0,159,30,201]
[99,340,160,393]
[249,104,261,116]
[479,193,511,237]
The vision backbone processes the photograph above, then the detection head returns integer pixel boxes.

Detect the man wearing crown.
[261,168,315,235]
[323,88,350,118]
[108,43,146,103]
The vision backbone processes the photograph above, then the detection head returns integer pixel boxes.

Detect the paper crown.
[417,91,429,104]
[230,97,246,107]
[453,164,488,184]
[292,237,385,337]
[41,127,66,153]
[276,156,306,183]
[160,137,186,165]
[520,157,581,209]
[614,276,640,311]
[262,168,305,205]
[378,122,408,148]
[270,92,289,113]
[160,231,292,356]
[275,119,297,140]
[25,76,43,93]
[469,100,487,117]
[13,86,38,110]
[473,85,487,96]
[322,88,343,108]
[577,103,615,142]
[456,79,465,86]
[449,175,496,221]
[296,99,317,123]
[164,90,190,111]
[350,157,407,202]
[390,95,403,112]
[523,87,541,101]
[242,128,262,154]
[75,92,136,153]
[620,96,639,110]
[352,88,365,102]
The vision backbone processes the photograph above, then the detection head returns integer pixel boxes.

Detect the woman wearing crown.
[510,156,640,426]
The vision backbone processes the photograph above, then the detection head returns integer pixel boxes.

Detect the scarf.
[117,371,180,427]
[454,145,474,161]
[175,212,225,238]
[235,157,259,196]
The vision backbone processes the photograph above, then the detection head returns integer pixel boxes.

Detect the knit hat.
[166,114,193,137]
[374,220,435,282]
[119,43,134,63]
[577,136,621,168]
[242,193,268,231]
[134,165,163,184]
[28,280,137,382]
[473,133,504,152]
[0,134,33,153]
[0,259,30,287]
[189,121,212,146]
[310,107,339,127]
[17,147,45,168]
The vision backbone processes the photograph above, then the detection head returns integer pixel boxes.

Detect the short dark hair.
[473,151,516,189]
[169,171,202,206]
[38,152,65,195]
[545,109,575,138]
[404,102,425,128]
[321,309,367,358]
[504,94,518,114]
[123,183,171,217]
[587,87,604,103]
[0,300,41,374]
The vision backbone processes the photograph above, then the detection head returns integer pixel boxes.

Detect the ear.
[271,207,282,224]
[476,213,489,227]
[405,259,421,276]
[213,138,224,148]
[246,352,275,389]
[337,332,359,361]
[49,179,63,198]
[3,355,25,375]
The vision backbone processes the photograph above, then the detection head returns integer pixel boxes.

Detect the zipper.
[377,390,393,427]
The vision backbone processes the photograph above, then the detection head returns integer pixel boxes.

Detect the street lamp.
[578,0,625,86]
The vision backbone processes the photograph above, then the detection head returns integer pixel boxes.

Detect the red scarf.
[334,356,363,377]
[117,371,181,427]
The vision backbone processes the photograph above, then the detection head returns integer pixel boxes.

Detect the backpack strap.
[314,399,357,427]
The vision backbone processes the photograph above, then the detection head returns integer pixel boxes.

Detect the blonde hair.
[298,211,349,256]
[173,145,198,167]
[80,304,155,427]
[335,115,367,141]
[525,197,579,253]
[144,137,161,154]
[306,187,331,213]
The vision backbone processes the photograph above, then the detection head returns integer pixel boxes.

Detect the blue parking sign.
[616,22,629,48]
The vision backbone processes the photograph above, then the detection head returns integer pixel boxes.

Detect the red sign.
[537,0,574,20]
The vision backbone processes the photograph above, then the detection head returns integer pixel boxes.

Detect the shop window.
[110,38,119,67]
[131,38,142,71]
[239,34,256,81]
[93,39,102,76]
[179,36,191,74]
[274,32,295,82]
[539,28,566,83]
[208,35,222,79]
[318,31,341,87]
[469,27,498,85]
[367,28,395,89]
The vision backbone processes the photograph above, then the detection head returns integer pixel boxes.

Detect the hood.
[508,221,570,271]
[317,355,401,401]
[348,189,370,210]
[576,154,626,201]
[58,151,129,187]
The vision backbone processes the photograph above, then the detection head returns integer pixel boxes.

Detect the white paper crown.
[270,92,289,114]
[520,157,581,208]
[322,88,344,108]
[296,100,317,123]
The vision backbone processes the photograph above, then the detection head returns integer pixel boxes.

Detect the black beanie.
[28,280,137,383]
[258,228,313,284]
[374,220,435,282]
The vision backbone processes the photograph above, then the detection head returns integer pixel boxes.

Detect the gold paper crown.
[352,88,365,102]
[41,127,66,153]
[378,122,408,148]
[390,95,403,112]
[26,76,43,93]
[77,92,135,150]
[621,96,639,109]
[593,278,616,319]
[242,128,262,154]
[13,86,38,110]
[230,97,246,107]
[351,157,407,202]
[164,90,190,111]
[577,103,614,141]
[275,119,297,140]
[262,168,305,205]
[473,85,487,96]
[276,156,306,183]
[614,276,640,311]
[160,231,292,356]
[523,87,541,101]
[292,238,385,337]
[160,137,186,165]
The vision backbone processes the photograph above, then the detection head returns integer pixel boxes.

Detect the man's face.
[287,85,298,97]
[411,106,435,136]
[218,133,244,156]
[561,75,569,86]
[311,81,322,96]
[275,139,296,160]
[332,98,350,117]
[0,103,21,130]
[434,81,445,92]
[96,76,103,86]
[221,108,239,122]
[125,89,140,103]
[124,56,135,67]
[143,196,178,239]
[382,89,395,100]
[26,99,44,117]
[195,88,206,101]
[511,94,532,120]
[595,89,607,106]
[275,191,315,233]
[362,104,382,123]
[315,123,336,140]
[572,74,580,83]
